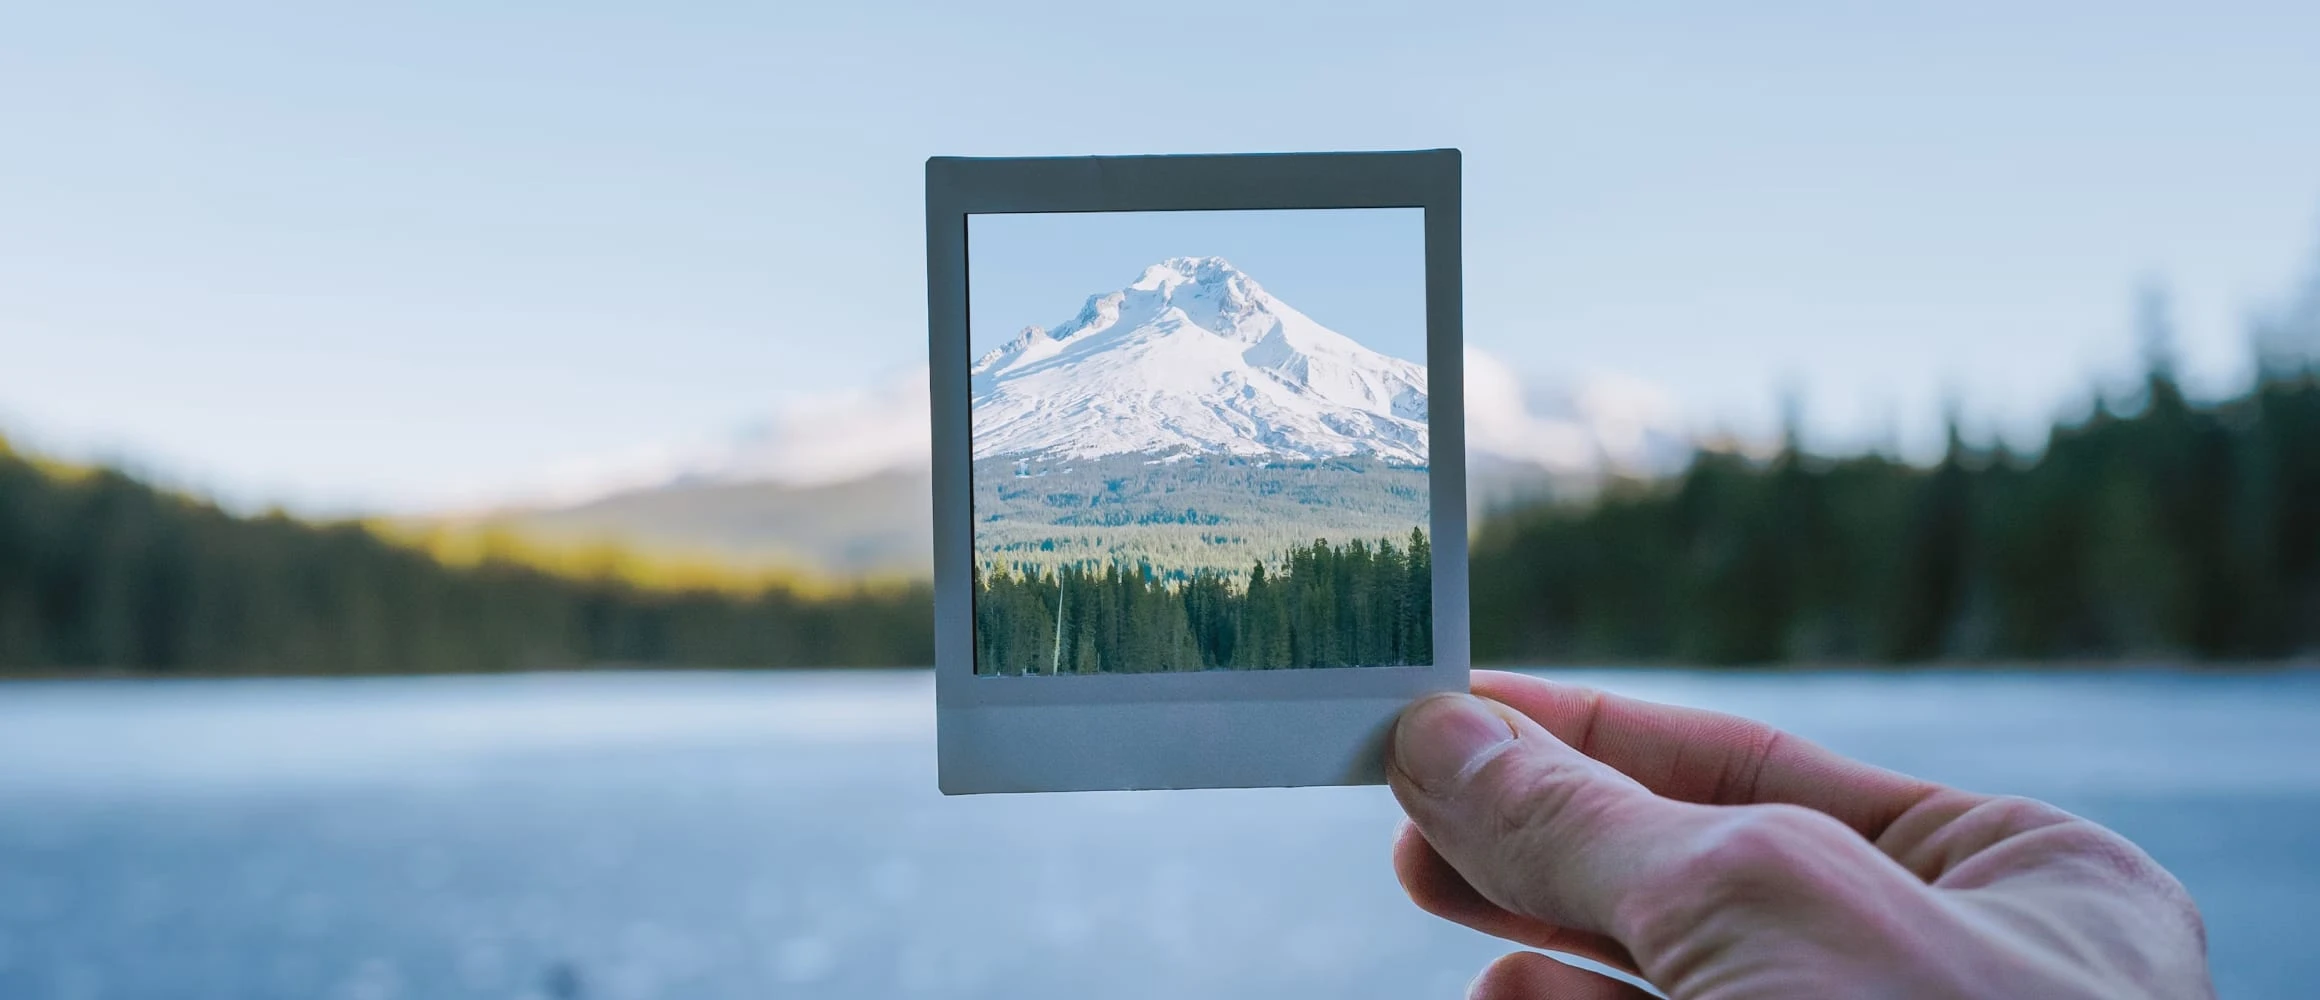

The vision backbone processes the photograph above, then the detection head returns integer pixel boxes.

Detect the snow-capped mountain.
[971,256,1429,464]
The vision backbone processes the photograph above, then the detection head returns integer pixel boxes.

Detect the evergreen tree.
[968,532,1435,674]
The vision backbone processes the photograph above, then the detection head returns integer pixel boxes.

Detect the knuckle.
[1977,794,2076,832]
[2030,810,2183,891]
[1962,795,2180,889]
[1683,804,1853,884]
[1616,804,1859,947]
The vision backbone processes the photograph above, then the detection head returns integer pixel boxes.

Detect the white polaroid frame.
[927,149,1469,794]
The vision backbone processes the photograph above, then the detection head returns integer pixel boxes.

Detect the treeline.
[1474,357,2320,665]
[972,454,1430,579]
[974,530,1432,674]
[0,443,931,674]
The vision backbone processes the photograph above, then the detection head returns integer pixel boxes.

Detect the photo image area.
[967,208,1433,676]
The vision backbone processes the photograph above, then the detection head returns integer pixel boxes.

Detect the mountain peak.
[972,259,1428,464]
[1117,256,1279,344]
[1130,255,1247,291]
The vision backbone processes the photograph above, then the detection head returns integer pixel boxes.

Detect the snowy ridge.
[971,257,1429,464]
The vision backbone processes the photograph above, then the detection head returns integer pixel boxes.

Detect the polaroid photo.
[927,150,1470,793]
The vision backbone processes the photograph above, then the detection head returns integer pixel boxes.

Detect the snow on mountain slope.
[970,257,1429,464]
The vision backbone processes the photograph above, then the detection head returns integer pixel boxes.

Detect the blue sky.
[968,209,1427,363]
[3,2,2317,511]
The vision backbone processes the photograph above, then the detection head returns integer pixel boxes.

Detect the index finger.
[1472,670,1945,838]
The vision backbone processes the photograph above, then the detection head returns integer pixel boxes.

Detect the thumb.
[1385,692,1720,939]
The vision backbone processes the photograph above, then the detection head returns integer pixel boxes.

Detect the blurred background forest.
[0,445,932,673]
[6,260,2315,674]
[1476,342,2320,664]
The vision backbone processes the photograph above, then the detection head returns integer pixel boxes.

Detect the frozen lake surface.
[1,668,2315,999]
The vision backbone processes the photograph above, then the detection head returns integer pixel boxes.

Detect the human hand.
[1386,671,2214,999]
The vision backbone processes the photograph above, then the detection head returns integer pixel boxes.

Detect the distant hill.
[448,451,1610,582]
[973,454,1428,579]
[457,467,934,578]
[466,449,1587,583]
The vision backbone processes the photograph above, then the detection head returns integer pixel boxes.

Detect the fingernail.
[1394,693,1517,795]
